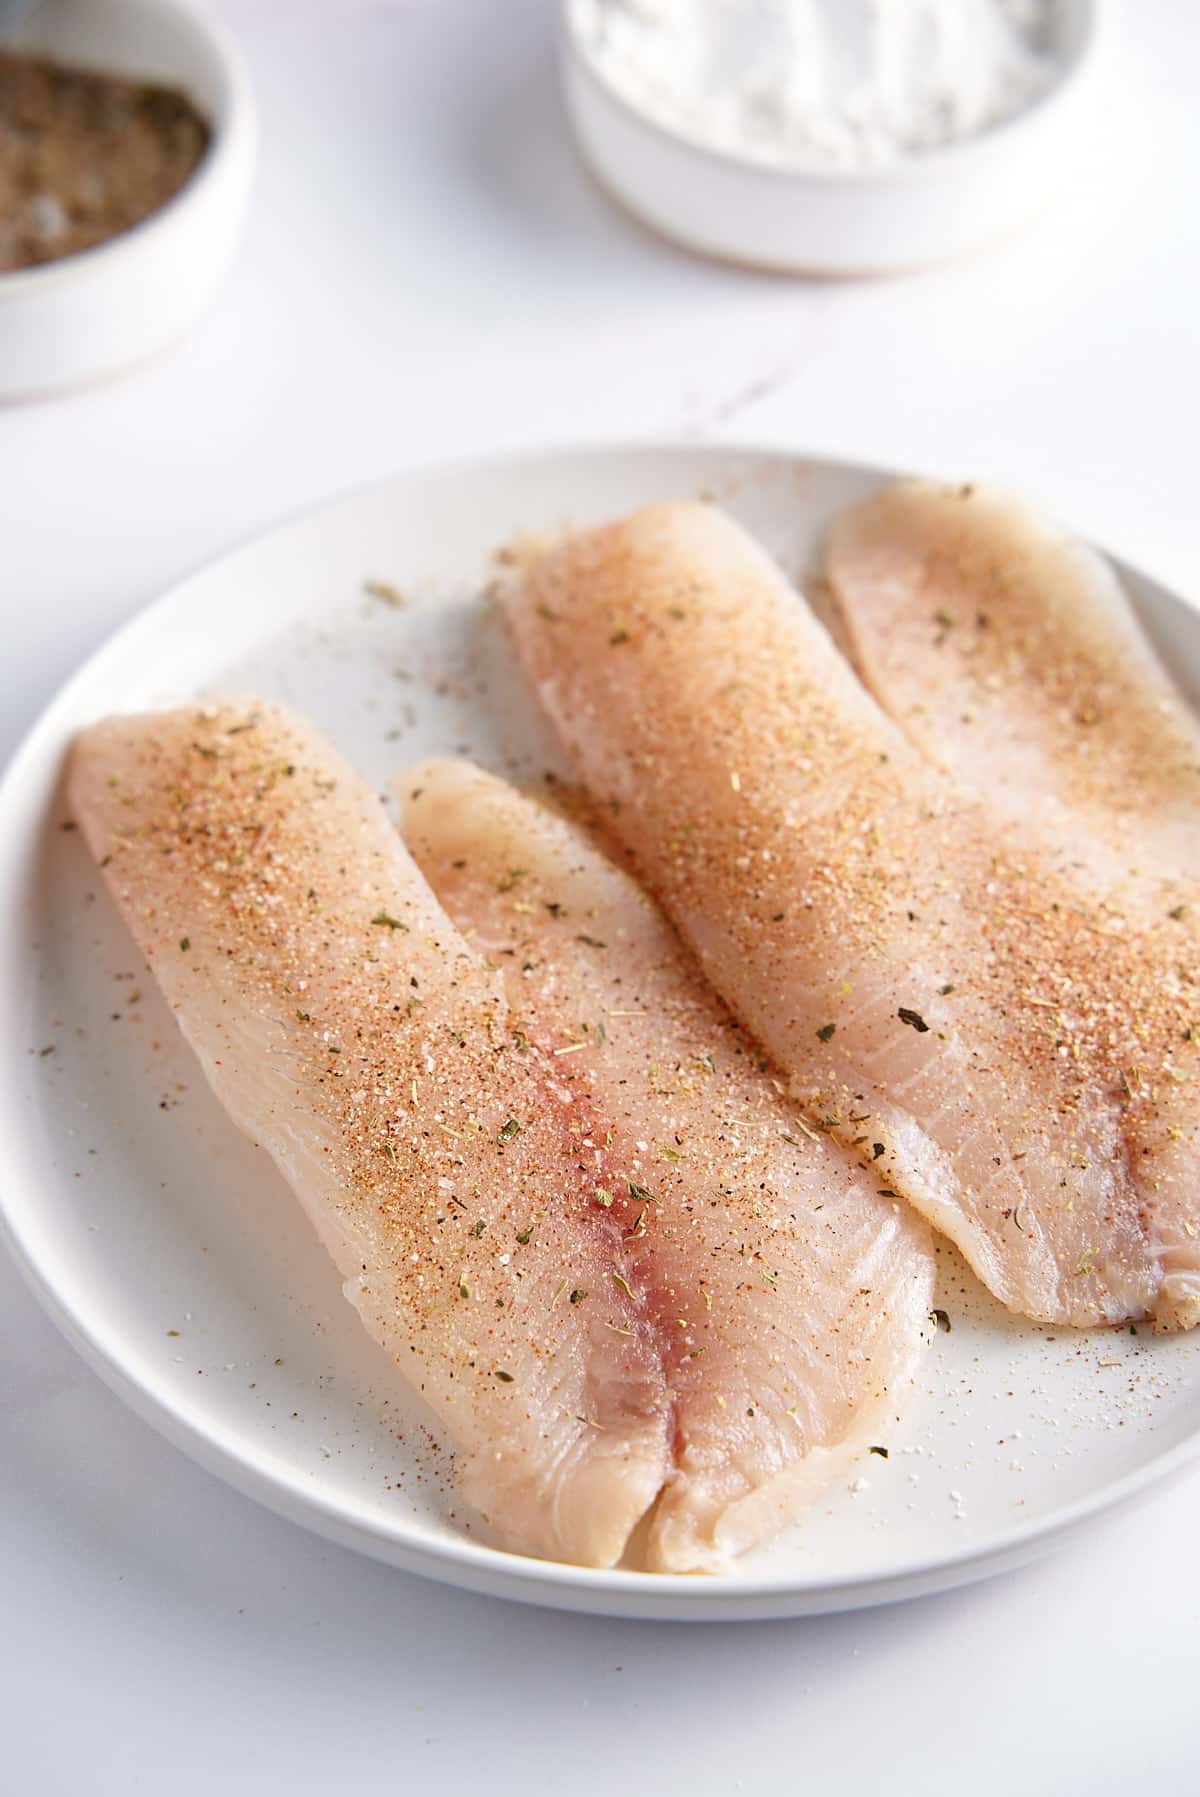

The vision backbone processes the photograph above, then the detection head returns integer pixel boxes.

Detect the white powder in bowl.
[569,0,1065,170]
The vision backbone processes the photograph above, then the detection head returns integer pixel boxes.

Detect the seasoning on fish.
[826,479,1200,905]
[67,701,672,1568]
[402,759,935,1570]
[500,502,1200,1331]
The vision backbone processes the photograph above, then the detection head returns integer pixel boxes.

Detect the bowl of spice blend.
[561,0,1103,274]
[0,0,254,399]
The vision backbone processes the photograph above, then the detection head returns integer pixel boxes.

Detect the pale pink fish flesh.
[68,701,673,1569]
[826,480,1200,911]
[401,758,936,1571]
[499,502,1200,1331]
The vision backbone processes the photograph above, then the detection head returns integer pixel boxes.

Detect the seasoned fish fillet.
[67,702,672,1569]
[826,480,1200,902]
[500,503,1200,1331]
[401,760,935,1571]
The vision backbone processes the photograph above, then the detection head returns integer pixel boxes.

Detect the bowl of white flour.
[561,0,1103,273]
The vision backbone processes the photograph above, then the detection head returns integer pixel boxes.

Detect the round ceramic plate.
[3,446,1200,1622]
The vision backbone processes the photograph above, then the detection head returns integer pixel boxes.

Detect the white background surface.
[2,1,1198,1789]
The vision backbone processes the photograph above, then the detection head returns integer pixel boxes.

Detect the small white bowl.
[561,1,1104,275]
[0,0,255,400]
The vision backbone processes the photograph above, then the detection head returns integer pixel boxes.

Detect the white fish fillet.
[826,480,1200,907]
[401,759,935,1571]
[500,502,1200,1331]
[68,701,674,1569]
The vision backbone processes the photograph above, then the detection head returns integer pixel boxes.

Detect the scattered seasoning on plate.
[0,51,210,272]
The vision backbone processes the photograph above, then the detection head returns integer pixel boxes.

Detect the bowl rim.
[561,0,1103,189]
[0,0,254,299]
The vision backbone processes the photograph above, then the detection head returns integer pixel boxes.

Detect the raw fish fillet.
[500,503,1200,1331]
[826,481,1200,905]
[401,760,935,1571]
[67,702,673,1569]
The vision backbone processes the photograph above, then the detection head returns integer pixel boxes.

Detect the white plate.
[3,446,1200,1623]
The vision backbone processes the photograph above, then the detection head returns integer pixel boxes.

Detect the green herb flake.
[494,1369,514,1383]
[469,1219,486,1238]
[611,1272,635,1300]
[930,1307,952,1333]
[371,910,409,931]
[179,936,191,953]
[898,1007,930,1033]
[869,1445,889,1459]
[816,1022,836,1043]
[594,1187,614,1208]
[499,1117,522,1142]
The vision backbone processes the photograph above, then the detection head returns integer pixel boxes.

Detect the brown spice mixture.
[0,51,210,272]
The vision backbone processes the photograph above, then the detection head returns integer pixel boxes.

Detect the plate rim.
[3,439,1198,1621]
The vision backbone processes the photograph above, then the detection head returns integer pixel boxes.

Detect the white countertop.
[3,2,1198,1788]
